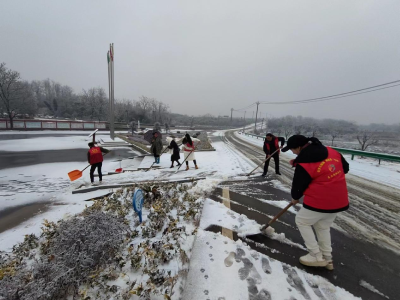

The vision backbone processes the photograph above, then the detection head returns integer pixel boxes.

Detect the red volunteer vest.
[184,142,195,152]
[265,137,280,155]
[89,147,103,165]
[298,147,349,212]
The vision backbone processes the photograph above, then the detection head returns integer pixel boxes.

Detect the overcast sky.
[1,1,399,124]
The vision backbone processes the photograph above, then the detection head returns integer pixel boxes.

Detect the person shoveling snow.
[282,135,350,270]
[87,142,110,185]
[182,133,200,171]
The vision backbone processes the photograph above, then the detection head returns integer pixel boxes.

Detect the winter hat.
[281,135,308,152]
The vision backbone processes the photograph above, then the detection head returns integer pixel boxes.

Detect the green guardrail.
[241,132,400,164]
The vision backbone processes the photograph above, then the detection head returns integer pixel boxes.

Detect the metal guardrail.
[241,132,400,164]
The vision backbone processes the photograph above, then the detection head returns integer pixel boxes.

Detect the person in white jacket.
[182,133,200,170]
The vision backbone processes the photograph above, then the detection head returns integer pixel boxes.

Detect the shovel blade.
[115,168,123,173]
[68,170,83,181]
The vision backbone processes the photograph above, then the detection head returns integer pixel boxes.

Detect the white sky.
[1,0,399,124]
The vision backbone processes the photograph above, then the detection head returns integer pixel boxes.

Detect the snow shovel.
[247,202,294,237]
[68,153,108,181]
[175,141,201,173]
[115,155,123,173]
[246,147,282,177]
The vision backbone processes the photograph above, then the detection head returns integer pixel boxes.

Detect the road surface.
[205,130,400,300]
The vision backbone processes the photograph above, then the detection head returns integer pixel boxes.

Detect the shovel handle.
[261,202,293,231]
[247,147,281,176]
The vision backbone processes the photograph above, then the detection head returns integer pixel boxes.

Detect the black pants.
[90,162,102,183]
[263,153,279,175]
[186,160,197,166]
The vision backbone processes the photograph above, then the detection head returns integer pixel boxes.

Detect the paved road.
[206,130,400,300]
[0,148,136,170]
[222,130,400,254]
[210,179,400,300]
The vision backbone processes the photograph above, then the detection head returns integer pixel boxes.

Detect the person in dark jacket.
[87,142,110,184]
[282,135,349,270]
[262,133,285,177]
[150,132,163,164]
[167,136,181,168]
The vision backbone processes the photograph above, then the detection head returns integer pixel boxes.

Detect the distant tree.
[357,131,379,151]
[0,63,35,128]
[330,130,340,146]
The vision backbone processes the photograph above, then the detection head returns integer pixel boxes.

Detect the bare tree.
[357,131,379,151]
[0,63,34,128]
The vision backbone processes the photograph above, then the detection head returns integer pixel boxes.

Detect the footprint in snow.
[224,252,236,267]
[252,289,272,300]
[261,257,272,274]
[247,277,258,296]
[238,258,253,280]
[236,247,246,261]
[282,265,311,300]
[305,276,327,300]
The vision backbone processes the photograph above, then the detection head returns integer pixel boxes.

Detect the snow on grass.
[360,280,389,299]
[342,154,400,189]
[0,181,212,299]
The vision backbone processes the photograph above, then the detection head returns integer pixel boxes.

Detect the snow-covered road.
[229,130,400,255]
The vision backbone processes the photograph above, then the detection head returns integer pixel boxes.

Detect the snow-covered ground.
[182,198,361,300]
[0,130,364,299]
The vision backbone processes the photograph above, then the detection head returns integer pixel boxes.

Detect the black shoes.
[276,172,281,175]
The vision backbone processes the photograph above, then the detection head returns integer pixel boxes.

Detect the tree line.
[266,115,400,151]
[0,63,170,128]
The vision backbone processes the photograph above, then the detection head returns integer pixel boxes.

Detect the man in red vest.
[262,133,285,177]
[281,135,349,270]
[87,142,110,184]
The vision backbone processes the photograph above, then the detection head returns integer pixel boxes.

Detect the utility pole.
[261,118,264,131]
[243,111,246,133]
[107,43,115,140]
[230,108,233,124]
[254,101,260,133]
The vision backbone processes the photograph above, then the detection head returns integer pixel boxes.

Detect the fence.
[242,132,400,164]
[0,119,107,130]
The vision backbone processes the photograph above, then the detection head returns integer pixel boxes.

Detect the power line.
[259,80,400,105]
[232,79,400,112]
[233,102,257,112]
[262,83,400,105]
